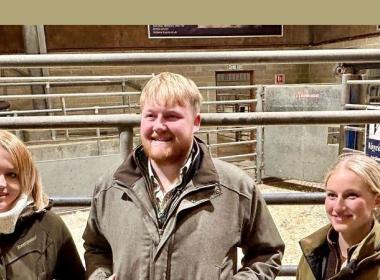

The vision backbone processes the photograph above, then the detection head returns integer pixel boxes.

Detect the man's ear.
[193,114,201,133]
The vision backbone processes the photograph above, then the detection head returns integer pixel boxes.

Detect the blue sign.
[366,135,380,159]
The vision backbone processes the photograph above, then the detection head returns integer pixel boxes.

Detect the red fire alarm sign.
[275,74,285,84]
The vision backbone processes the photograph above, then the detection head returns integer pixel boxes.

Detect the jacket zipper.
[162,183,218,230]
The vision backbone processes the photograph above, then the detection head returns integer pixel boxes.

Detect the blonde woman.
[0,130,84,279]
[297,153,380,280]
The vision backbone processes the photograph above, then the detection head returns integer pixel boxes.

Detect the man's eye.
[166,115,179,120]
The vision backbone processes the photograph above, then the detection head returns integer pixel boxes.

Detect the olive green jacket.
[0,205,85,280]
[83,139,284,280]
[297,220,380,280]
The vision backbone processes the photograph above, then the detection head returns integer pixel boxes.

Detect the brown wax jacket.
[0,205,85,280]
[297,220,380,280]
[83,139,284,280]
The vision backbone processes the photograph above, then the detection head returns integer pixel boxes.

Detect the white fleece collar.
[0,194,32,234]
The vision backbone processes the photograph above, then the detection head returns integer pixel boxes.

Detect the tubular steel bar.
[1,49,380,68]
[203,99,257,105]
[1,110,380,129]
[217,153,256,160]
[262,192,325,205]
[0,91,141,100]
[51,197,91,207]
[198,85,259,90]
[198,127,257,134]
[208,140,257,148]
[278,265,297,277]
[346,79,380,85]
[0,74,154,84]
[50,192,325,207]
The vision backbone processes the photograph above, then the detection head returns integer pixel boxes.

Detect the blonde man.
[84,72,284,280]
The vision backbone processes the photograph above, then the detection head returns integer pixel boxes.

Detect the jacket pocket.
[3,232,49,279]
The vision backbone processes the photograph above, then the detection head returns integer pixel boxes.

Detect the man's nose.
[153,117,167,131]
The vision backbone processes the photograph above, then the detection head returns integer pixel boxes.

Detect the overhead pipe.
[1,49,380,68]
[0,110,380,129]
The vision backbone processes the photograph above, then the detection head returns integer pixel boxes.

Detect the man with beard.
[83,72,284,280]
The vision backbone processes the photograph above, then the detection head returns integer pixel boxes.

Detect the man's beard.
[142,136,192,165]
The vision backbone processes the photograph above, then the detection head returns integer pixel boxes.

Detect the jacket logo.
[16,235,37,250]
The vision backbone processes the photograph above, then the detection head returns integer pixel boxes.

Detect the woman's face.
[0,146,21,212]
[325,166,380,238]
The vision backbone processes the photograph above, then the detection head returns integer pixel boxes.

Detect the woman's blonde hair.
[0,130,48,210]
[325,153,380,194]
[140,72,203,115]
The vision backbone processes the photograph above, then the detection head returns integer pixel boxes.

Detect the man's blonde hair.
[0,130,48,210]
[325,153,380,194]
[140,72,202,115]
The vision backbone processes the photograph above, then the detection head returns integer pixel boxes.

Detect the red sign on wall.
[275,74,285,84]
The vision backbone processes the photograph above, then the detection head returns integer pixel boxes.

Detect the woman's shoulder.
[20,208,71,239]
[37,209,68,230]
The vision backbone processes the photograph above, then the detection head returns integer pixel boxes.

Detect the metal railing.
[0,79,261,175]
[50,192,326,207]
[51,191,326,277]
[1,49,380,67]
[2,49,380,277]
[0,74,155,85]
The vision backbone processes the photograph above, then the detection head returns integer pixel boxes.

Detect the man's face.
[140,101,200,166]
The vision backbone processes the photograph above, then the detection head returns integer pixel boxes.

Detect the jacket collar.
[348,219,380,263]
[300,218,380,279]
[299,223,331,257]
[113,137,219,189]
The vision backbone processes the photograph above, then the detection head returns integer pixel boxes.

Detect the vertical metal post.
[94,107,101,155]
[119,127,134,160]
[13,113,22,139]
[255,85,264,184]
[23,25,50,142]
[22,25,48,112]
[358,73,368,151]
[0,69,7,96]
[121,81,131,113]
[206,132,211,153]
[206,89,210,113]
[60,96,69,140]
[339,74,352,154]
[46,83,56,140]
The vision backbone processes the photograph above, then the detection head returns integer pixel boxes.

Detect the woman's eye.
[326,193,337,199]
[7,172,18,179]
[347,193,359,199]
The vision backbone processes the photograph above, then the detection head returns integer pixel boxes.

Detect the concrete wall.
[37,154,122,196]
[263,85,342,182]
